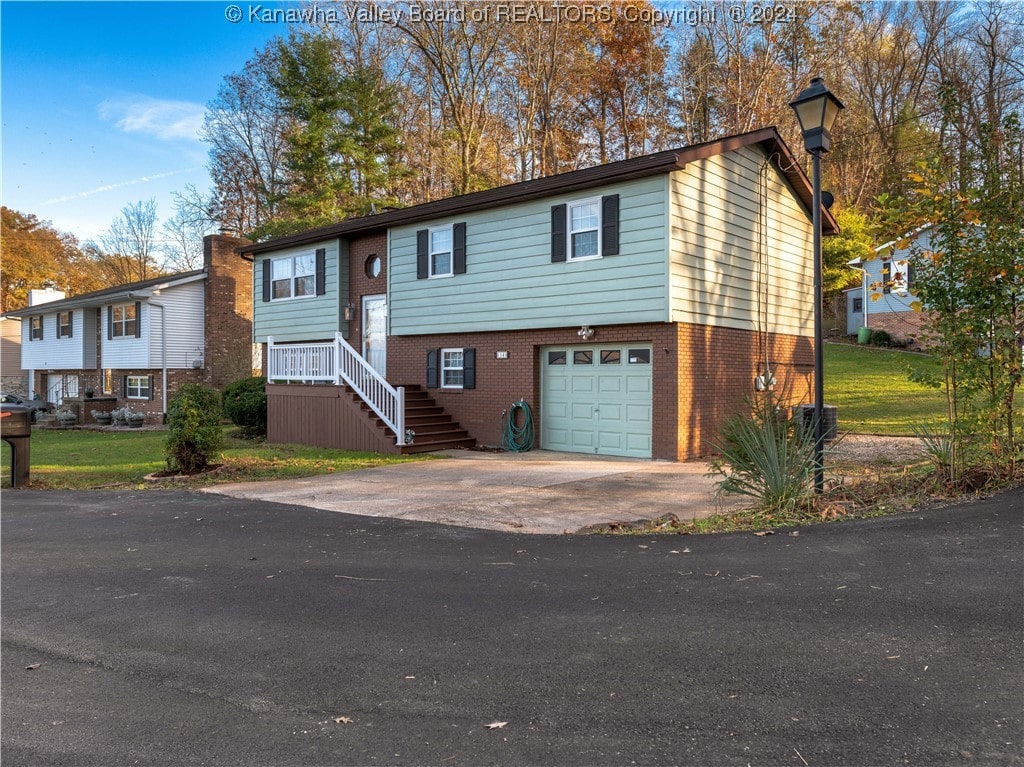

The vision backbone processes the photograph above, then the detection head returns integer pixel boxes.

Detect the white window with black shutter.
[57,311,73,339]
[426,348,475,390]
[29,315,43,341]
[551,194,619,262]
[417,223,466,279]
[262,249,327,302]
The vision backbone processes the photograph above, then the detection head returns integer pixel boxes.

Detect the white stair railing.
[267,334,406,446]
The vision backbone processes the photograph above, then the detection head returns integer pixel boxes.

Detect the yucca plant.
[709,392,818,514]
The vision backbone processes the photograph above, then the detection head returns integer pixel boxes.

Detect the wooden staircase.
[345,383,476,454]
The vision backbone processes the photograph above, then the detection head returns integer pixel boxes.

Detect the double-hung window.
[568,198,601,260]
[271,253,316,300]
[111,304,137,337]
[429,226,453,278]
[125,375,151,399]
[441,348,464,388]
[58,311,73,338]
[29,316,43,340]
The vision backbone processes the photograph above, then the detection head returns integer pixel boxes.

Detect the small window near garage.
[852,297,864,313]
[57,311,73,338]
[547,350,567,365]
[600,349,621,364]
[573,350,593,365]
[125,375,151,400]
[628,348,651,364]
[30,316,43,340]
[442,348,465,388]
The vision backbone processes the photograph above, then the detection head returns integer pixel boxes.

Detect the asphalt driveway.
[2,487,1021,766]
[206,449,746,533]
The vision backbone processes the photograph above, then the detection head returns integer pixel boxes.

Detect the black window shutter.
[426,349,440,389]
[121,375,128,397]
[148,375,155,401]
[67,312,73,338]
[134,301,142,337]
[882,261,892,294]
[463,348,476,390]
[417,230,429,279]
[551,204,567,262]
[602,194,620,256]
[907,260,915,289]
[107,307,113,340]
[453,223,467,275]
[262,259,272,302]
[315,248,326,295]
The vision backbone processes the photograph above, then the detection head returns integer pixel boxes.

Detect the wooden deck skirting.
[266,383,400,454]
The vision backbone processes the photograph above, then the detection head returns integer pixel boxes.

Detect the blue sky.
[2,1,290,243]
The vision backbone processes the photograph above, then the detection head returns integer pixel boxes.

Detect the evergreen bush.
[165,384,223,474]
[222,376,268,437]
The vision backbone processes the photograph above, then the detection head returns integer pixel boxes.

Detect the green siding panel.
[253,240,342,343]
[389,177,670,336]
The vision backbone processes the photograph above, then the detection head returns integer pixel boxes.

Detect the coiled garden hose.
[501,400,536,452]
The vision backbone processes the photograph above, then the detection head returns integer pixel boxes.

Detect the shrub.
[165,384,223,474]
[869,329,892,347]
[709,392,817,514]
[222,376,267,437]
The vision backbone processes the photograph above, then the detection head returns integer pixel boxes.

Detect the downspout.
[148,300,168,420]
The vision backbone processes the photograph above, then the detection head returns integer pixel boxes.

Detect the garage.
[540,344,653,458]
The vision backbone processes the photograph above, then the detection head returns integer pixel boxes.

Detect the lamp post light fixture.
[789,76,844,494]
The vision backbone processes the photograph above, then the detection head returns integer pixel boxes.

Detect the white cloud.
[42,168,196,205]
[99,96,205,141]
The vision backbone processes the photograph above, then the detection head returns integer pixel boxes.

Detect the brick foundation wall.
[675,323,814,458]
[388,322,816,461]
[203,234,255,388]
[867,310,932,348]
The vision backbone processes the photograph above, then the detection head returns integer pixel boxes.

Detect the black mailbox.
[1,403,32,487]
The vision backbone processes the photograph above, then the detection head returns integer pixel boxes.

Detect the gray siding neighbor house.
[244,128,838,460]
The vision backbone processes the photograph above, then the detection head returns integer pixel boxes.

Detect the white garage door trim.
[540,343,653,458]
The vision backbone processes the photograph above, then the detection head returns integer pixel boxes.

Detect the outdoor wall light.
[577,325,595,340]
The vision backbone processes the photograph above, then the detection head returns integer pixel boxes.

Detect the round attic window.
[365,255,382,279]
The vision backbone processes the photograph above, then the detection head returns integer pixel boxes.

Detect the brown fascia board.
[239,127,837,257]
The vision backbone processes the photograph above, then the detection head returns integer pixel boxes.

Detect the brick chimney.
[202,233,255,390]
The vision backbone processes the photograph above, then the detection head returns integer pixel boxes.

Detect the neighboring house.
[846,225,930,344]
[1,316,28,396]
[243,127,838,460]
[3,235,255,424]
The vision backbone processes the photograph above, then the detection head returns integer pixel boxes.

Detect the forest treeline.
[3,0,1021,310]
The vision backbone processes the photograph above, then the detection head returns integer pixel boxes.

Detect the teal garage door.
[541,344,653,458]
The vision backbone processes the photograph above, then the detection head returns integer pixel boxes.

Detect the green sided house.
[242,127,837,460]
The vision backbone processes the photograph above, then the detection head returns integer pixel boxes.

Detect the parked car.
[0,392,52,422]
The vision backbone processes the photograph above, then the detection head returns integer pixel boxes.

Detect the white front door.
[362,295,387,376]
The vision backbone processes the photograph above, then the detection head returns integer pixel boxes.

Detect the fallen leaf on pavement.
[333,716,353,724]
[25,663,41,670]
[754,531,775,537]
[486,721,508,729]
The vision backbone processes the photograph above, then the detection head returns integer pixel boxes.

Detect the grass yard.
[824,343,949,435]
[0,427,421,490]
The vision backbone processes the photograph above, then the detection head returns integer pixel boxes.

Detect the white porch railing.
[267,334,406,446]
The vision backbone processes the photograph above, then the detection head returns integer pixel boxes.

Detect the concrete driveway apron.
[205,450,745,534]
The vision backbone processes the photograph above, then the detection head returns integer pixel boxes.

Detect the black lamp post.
[789,77,844,494]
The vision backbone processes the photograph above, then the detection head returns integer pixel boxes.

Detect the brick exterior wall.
[346,232,388,352]
[387,322,815,460]
[203,234,256,388]
[867,309,932,348]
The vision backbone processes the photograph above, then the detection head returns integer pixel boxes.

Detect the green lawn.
[824,343,948,435]
[1,427,421,489]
